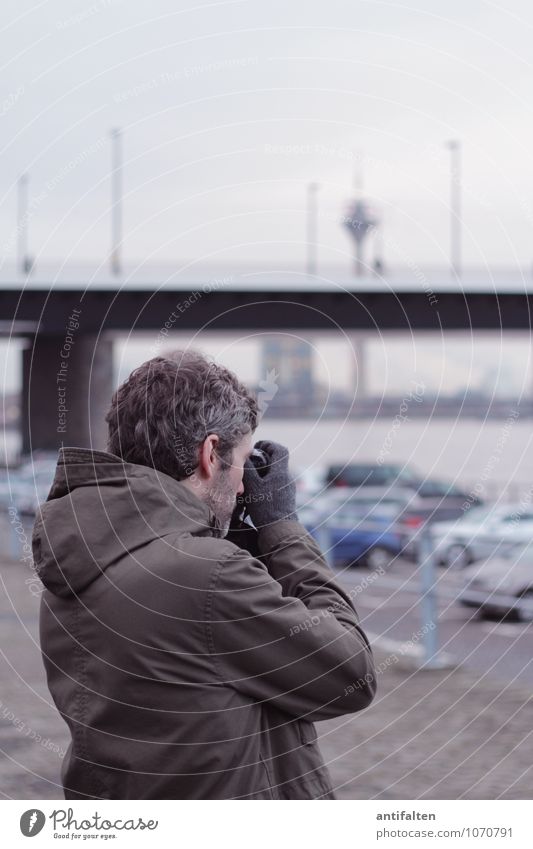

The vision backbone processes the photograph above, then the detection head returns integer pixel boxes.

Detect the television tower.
[342,153,378,276]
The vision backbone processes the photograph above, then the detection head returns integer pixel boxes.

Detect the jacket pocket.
[298,719,318,746]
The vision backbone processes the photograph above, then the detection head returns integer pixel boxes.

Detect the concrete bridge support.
[348,332,368,400]
[21,333,114,456]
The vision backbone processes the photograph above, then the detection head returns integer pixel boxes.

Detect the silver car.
[430,503,533,568]
[459,542,533,621]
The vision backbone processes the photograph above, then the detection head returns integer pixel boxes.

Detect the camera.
[250,447,270,477]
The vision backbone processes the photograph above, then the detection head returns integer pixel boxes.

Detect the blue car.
[301,494,408,569]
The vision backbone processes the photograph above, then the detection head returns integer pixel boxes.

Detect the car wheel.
[338,558,365,570]
[446,543,471,569]
[365,546,391,571]
[479,606,512,623]
[518,589,533,623]
[334,558,356,570]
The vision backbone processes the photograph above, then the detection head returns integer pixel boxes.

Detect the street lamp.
[110,128,123,276]
[17,173,33,275]
[446,139,462,279]
[306,182,319,276]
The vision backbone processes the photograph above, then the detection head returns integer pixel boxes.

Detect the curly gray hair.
[105,349,258,480]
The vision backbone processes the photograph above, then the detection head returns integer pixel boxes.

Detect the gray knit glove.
[242,440,298,529]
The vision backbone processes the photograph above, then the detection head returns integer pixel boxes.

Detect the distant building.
[0,392,20,428]
[260,339,315,413]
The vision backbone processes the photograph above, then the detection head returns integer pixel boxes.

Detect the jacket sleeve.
[207,519,376,721]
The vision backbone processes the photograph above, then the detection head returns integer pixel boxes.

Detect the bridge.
[2,264,532,454]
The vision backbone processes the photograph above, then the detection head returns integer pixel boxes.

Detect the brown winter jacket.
[33,447,376,800]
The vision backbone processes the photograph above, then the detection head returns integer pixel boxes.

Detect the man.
[34,349,376,800]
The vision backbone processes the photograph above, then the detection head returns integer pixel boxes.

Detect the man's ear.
[198,433,220,480]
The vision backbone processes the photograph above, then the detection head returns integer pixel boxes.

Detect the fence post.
[315,520,333,568]
[8,508,21,559]
[418,523,447,668]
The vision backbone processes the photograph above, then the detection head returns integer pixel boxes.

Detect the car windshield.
[417,480,463,497]
[498,541,533,563]
[500,511,533,523]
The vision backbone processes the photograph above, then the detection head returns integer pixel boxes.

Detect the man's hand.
[242,440,298,529]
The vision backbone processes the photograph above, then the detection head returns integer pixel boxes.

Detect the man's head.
[105,350,258,534]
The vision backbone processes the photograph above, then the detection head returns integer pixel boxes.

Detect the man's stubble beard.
[205,466,237,538]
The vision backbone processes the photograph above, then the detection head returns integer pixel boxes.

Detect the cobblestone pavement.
[1,555,532,800]
[319,656,533,799]
[0,555,67,799]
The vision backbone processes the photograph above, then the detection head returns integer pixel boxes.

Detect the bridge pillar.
[21,333,114,456]
[348,333,368,399]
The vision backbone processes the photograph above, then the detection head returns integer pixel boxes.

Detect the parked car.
[301,488,412,569]
[414,479,482,517]
[459,542,533,621]
[0,454,56,515]
[431,503,533,568]
[325,463,481,525]
[325,462,420,491]
[397,484,481,542]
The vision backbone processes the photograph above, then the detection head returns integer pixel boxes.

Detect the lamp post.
[17,173,32,275]
[446,139,462,279]
[306,182,319,276]
[110,127,123,276]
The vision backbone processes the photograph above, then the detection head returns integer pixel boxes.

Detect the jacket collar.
[50,446,223,538]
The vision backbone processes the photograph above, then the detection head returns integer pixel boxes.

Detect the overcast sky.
[2,0,533,272]
[2,2,533,397]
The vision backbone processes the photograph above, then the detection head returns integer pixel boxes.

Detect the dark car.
[325,463,481,528]
[325,462,420,490]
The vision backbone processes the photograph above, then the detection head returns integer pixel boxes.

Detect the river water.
[257,416,533,499]
[3,416,532,499]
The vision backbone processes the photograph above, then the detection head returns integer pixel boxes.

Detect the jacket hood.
[32,447,223,598]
